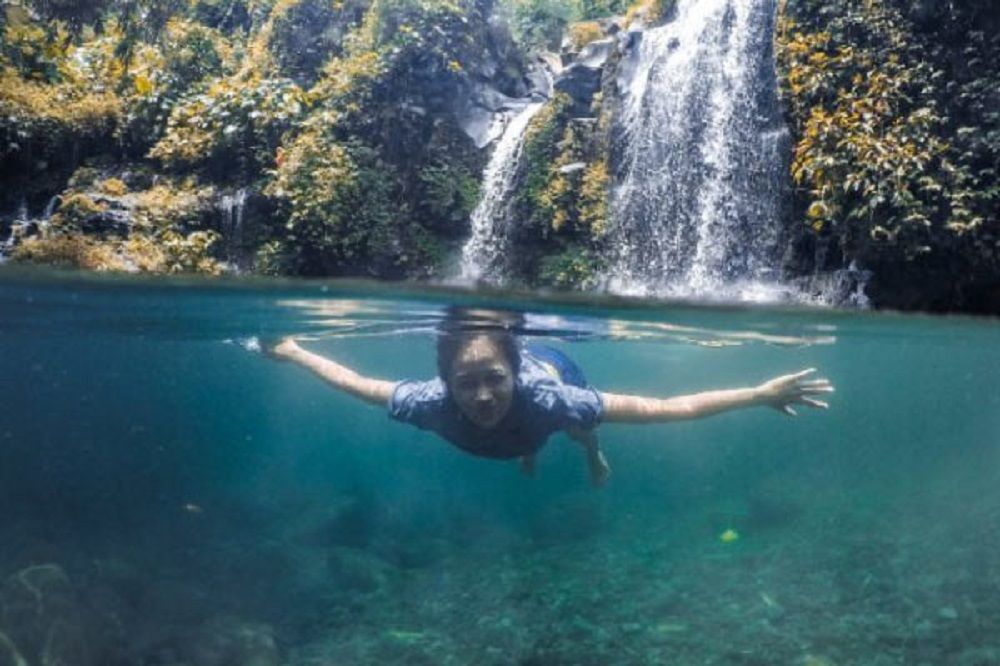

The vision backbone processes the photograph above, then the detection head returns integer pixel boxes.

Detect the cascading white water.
[605,0,792,302]
[1,199,36,262]
[42,195,59,221]
[459,102,547,282]
[219,188,248,267]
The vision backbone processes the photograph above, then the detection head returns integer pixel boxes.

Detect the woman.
[269,309,833,486]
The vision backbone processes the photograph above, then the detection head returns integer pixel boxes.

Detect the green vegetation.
[0,0,519,277]
[4,0,994,309]
[777,0,999,311]
[503,87,612,288]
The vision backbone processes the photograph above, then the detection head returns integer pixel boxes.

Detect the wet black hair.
[436,307,524,381]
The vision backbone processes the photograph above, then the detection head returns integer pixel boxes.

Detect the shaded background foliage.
[776,0,1000,312]
[1,0,998,311]
[0,0,526,276]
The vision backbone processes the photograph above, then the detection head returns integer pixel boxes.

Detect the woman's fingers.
[785,368,817,381]
[782,405,798,416]
[796,396,829,409]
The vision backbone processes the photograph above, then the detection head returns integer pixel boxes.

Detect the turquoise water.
[1,270,999,665]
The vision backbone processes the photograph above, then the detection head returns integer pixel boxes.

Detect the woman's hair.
[436,307,524,380]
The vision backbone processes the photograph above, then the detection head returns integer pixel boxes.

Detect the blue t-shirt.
[388,349,603,459]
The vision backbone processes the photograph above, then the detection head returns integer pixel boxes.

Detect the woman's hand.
[269,337,301,360]
[754,368,834,416]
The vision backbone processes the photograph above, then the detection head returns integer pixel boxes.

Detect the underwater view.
[1,270,999,665]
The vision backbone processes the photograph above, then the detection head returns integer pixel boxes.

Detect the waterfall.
[605,0,792,302]
[1,199,31,261]
[42,195,59,221]
[219,188,248,268]
[459,102,547,283]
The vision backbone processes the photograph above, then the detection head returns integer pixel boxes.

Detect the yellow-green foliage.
[2,14,72,80]
[520,93,573,232]
[99,177,129,195]
[526,98,610,239]
[14,177,222,274]
[266,0,347,83]
[149,73,308,168]
[263,125,415,274]
[579,159,610,236]
[777,6,980,256]
[307,0,477,125]
[50,193,107,231]
[145,3,311,169]
[538,247,601,289]
[567,21,603,50]
[504,0,578,50]
[777,0,999,308]
[11,234,127,271]
[538,122,583,232]
[11,231,221,274]
[311,50,386,120]
[161,18,233,83]
[130,181,214,229]
[623,0,669,26]
[265,127,357,228]
[0,68,121,153]
[780,23,949,238]
[147,230,222,274]
[512,90,611,288]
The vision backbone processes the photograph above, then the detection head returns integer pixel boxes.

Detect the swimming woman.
[268,309,833,486]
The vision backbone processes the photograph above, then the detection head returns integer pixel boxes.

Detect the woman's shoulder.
[388,377,449,426]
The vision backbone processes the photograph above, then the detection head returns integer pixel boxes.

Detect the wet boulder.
[554,39,615,117]
[454,83,522,149]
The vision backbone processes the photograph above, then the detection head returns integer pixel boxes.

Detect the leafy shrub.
[267,0,350,85]
[2,17,72,81]
[11,234,126,270]
[538,246,602,288]
[265,130,431,275]
[417,162,480,230]
[623,0,673,26]
[0,67,121,159]
[579,159,609,235]
[502,0,579,50]
[149,74,308,173]
[777,0,999,309]
[567,21,603,50]
[99,177,128,195]
[49,193,107,231]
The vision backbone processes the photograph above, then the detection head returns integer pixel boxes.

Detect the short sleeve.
[526,382,604,431]
[388,378,448,430]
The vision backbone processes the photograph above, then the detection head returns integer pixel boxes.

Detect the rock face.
[455,83,524,149]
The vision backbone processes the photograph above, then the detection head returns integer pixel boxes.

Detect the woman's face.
[447,334,515,428]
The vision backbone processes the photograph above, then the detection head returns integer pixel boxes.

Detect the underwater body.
[1,270,999,665]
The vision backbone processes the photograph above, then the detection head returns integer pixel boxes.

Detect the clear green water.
[1,270,998,665]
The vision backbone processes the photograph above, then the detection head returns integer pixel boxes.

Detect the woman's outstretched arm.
[599,368,833,423]
[271,338,396,406]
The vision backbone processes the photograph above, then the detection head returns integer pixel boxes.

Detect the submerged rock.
[181,616,280,666]
[0,563,117,666]
[327,546,397,594]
